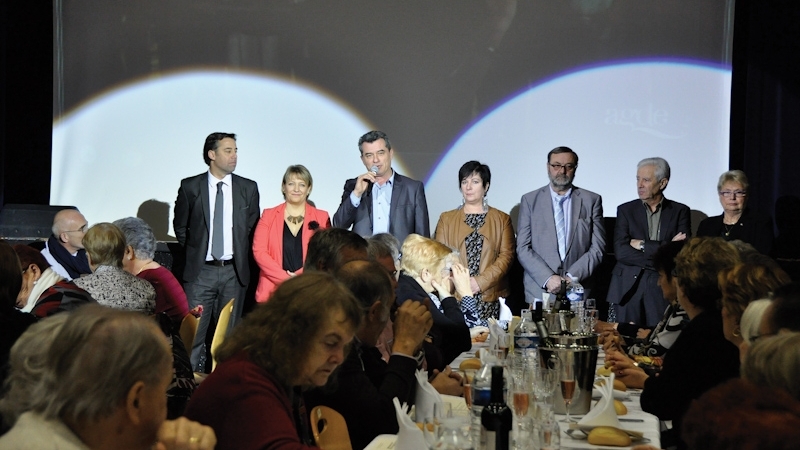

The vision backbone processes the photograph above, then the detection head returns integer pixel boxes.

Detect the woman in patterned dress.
[434,161,515,325]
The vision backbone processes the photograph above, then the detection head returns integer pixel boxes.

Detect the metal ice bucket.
[538,332,598,415]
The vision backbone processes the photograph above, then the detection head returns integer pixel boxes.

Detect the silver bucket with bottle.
[537,332,598,415]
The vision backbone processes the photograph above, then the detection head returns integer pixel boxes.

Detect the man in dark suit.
[173,132,260,372]
[607,157,690,328]
[333,130,430,245]
[517,146,606,303]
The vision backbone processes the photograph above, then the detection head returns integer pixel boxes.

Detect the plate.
[566,423,649,443]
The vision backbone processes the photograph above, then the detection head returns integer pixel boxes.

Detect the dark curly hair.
[215,272,362,387]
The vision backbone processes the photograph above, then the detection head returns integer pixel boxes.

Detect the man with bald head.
[41,208,91,281]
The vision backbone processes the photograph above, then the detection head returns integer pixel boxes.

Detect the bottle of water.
[513,309,539,358]
[567,276,584,307]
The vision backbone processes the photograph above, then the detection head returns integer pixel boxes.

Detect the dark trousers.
[185,264,244,373]
[610,270,667,329]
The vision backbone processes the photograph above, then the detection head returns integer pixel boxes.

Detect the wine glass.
[559,358,581,422]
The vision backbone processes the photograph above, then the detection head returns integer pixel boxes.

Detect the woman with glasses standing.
[697,170,774,255]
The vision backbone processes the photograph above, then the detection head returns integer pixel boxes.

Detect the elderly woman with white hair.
[113,217,191,325]
[395,234,473,371]
[697,170,774,254]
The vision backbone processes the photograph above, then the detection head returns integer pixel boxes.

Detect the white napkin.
[470,326,490,339]
[393,398,428,450]
[578,373,622,429]
[591,387,630,401]
[414,370,443,421]
[498,297,513,321]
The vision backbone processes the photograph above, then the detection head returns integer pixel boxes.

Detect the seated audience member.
[109,221,196,418]
[0,314,68,434]
[0,242,38,385]
[367,236,401,362]
[0,304,216,450]
[396,234,472,371]
[609,238,741,450]
[40,208,92,281]
[114,217,190,324]
[73,223,156,313]
[305,260,433,450]
[682,332,800,450]
[759,282,800,337]
[719,260,790,351]
[602,241,688,373]
[184,272,362,450]
[303,227,368,273]
[737,298,773,360]
[13,244,94,318]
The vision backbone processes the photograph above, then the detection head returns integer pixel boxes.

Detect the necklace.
[286,214,304,224]
[723,222,738,237]
[135,260,157,275]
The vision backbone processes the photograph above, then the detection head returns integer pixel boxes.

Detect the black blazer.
[395,273,471,371]
[332,172,430,244]
[173,172,260,286]
[607,198,691,304]
[696,208,774,255]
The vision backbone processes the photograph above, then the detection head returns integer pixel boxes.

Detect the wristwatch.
[638,241,645,252]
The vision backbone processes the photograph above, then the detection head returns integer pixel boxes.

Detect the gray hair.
[717,169,749,192]
[742,331,800,401]
[741,298,772,344]
[113,217,157,260]
[0,314,69,426]
[637,157,671,181]
[29,305,171,423]
[368,233,401,266]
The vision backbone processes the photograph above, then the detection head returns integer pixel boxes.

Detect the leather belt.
[205,259,234,267]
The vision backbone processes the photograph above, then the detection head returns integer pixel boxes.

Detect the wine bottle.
[480,366,512,450]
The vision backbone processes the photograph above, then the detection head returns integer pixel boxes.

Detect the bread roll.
[597,366,612,377]
[613,399,628,415]
[459,358,482,371]
[595,378,627,392]
[587,426,632,446]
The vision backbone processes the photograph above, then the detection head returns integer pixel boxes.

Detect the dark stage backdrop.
[49,0,735,236]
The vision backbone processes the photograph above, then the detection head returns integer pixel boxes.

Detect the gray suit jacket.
[173,172,260,286]
[516,185,606,303]
[332,171,430,244]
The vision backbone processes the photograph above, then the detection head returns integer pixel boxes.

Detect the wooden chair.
[178,314,199,358]
[310,405,353,450]
[209,298,235,371]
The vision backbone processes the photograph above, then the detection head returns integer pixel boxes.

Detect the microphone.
[364,165,379,197]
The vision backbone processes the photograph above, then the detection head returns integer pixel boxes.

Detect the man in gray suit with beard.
[333,130,430,245]
[516,146,606,304]
[173,132,260,372]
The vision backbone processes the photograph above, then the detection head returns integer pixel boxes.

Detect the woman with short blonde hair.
[395,234,472,370]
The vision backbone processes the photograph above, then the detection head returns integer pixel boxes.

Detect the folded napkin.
[591,387,630,401]
[393,398,428,450]
[498,297,513,321]
[414,370,443,421]
[579,373,622,429]
[470,326,490,339]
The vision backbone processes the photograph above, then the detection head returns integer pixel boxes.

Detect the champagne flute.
[559,358,581,422]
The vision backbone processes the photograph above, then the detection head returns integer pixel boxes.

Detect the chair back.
[310,405,353,450]
[179,314,199,357]
[210,298,235,371]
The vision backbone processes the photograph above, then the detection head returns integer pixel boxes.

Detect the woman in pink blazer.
[252,165,331,301]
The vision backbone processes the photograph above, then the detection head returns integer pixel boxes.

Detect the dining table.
[365,341,662,450]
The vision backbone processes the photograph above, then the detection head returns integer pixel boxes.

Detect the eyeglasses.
[719,190,747,199]
[549,163,577,172]
[361,149,388,160]
[64,223,88,233]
